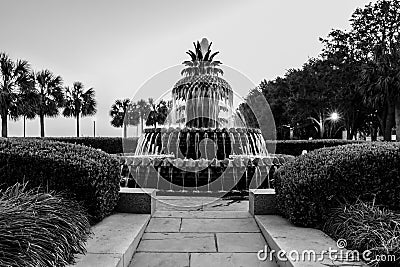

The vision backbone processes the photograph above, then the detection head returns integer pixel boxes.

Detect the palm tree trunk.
[76,113,80,137]
[1,112,7,138]
[40,113,45,137]
[23,116,26,137]
[395,98,400,141]
[384,101,395,141]
[370,126,377,141]
[123,123,127,138]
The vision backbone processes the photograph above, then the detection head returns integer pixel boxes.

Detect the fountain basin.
[119,154,294,192]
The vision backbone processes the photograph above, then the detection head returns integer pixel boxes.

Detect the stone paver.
[129,252,189,267]
[191,253,278,267]
[145,217,181,232]
[137,233,216,252]
[217,233,267,252]
[180,218,260,233]
[129,197,277,267]
[74,253,123,267]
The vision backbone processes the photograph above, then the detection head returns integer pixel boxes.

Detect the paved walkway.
[129,196,277,267]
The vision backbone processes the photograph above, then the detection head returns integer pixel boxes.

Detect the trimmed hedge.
[0,138,120,223]
[17,137,361,156]
[266,139,364,156]
[0,183,91,266]
[275,142,400,227]
[15,137,139,154]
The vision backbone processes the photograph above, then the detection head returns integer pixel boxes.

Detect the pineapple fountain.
[121,38,293,194]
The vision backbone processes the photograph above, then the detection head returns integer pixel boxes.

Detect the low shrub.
[0,183,91,267]
[275,142,400,227]
[324,201,400,267]
[13,137,139,154]
[45,137,138,154]
[266,139,364,156]
[0,138,121,223]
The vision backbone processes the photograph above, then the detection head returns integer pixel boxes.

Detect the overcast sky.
[1,0,371,137]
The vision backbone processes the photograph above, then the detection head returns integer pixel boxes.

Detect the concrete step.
[72,213,150,267]
[255,215,367,267]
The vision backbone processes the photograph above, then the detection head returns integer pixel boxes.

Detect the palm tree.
[128,102,141,136]
[15,74,40,137]
[361,46,400,141]
[34,70,64,137]
[0,53,32,137]
[146,100,169,129]
[63,82,97,137]
[110,99,139,137]
[136,99,152,132]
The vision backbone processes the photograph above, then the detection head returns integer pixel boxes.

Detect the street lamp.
[329,112,340,122]
[92,117,96,137]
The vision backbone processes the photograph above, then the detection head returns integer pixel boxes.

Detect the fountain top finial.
[181,38,223,77]
[200,38,209,55]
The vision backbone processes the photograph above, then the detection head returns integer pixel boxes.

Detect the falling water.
[175,132,181,158]
[195,132,200,158]
[194,171,199,192]
[222,133,226,158]
[186,132,190,158]
[161,132,167,154]
[207,168,211,192]
[156,167,161,189]
[167,132,174,155]
[204,132,208,159]
[230,132,236,155]
[213,132,218,158]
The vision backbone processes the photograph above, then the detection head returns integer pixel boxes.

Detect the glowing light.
[329,112,339,121]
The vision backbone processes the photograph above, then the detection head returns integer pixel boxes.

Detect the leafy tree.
[241,0,400,141]
[0,53,32,137]
[285,59,343,139]
[258,77,292,138]
[320,30,372,140]
[63,82,97,137]
[34,70,64,137]
[110,99,140,137]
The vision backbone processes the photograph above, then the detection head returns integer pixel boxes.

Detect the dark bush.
[14,137,139,154]
[0,183,91,267]
[324,201,400,267]
[266,139,364,156]
[275,142,400,227]
[0,138,120,223]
